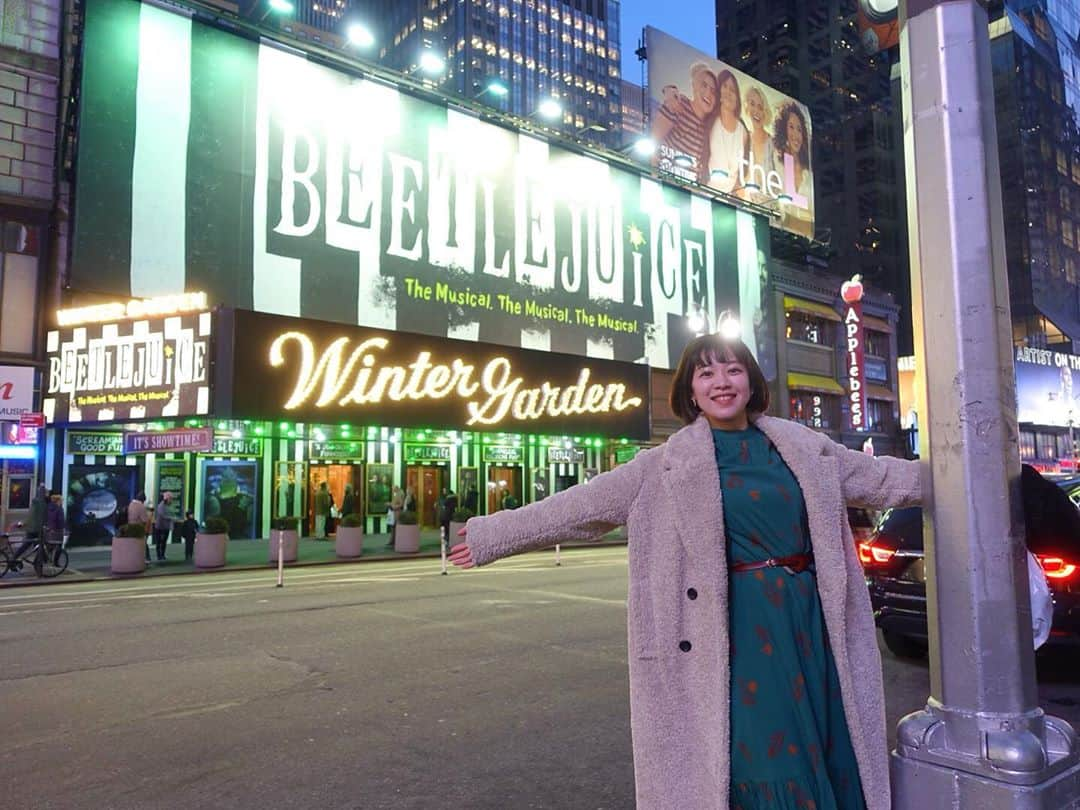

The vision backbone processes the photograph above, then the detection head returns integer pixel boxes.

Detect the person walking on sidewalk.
[153,492,174,561]
[451,333,922,810]
[128,492,151,561]
[386,486,404,549]
[314,482,331,539]
[180,511,199,562]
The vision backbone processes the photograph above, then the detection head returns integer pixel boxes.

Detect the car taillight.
[1036,555,1079,581]
[858,541,896,566]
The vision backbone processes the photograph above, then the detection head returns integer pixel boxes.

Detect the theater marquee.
[219,310,651,439]
[43,311,213,424]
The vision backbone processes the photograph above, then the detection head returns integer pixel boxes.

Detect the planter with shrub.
[335,513,365,558]
[448,507,474,547]
[269,516,300,563]
[111,523,147,574]
[394,510,420,553]
[195,516,229,569]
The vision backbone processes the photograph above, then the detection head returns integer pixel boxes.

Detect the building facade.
[770,261,904,458]
[0,0,60,530]
[361,0,622,147]
[715,0,908,350]
[42,0,771,543]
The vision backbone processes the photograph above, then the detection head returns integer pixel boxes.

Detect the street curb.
[0,539,629,588]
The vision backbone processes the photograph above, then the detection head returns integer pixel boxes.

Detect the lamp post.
[892,1,1080,807]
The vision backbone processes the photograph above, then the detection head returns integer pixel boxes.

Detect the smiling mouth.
[711,393,737,405]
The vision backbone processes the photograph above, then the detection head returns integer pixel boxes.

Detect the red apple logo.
[841,274,865,303]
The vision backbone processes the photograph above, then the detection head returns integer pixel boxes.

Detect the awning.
[863,314,894,334]
[866,384,898,401]
[783,295,841,322]
[787,372,845,395]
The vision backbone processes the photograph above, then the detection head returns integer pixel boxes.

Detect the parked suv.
[862,473,1080,659]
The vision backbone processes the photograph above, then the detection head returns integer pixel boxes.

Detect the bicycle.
[0,527,69,578]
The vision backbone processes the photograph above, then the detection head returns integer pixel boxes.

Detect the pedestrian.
[153,491,174,561]
[180,510,199,562]
[439,488,458,544]
[12,484,48,560]
[404,485,418,514]
[451,333,922,810]
[341,484,356,519]
[314,481,331,539]
[463,484,479,514]
[127,492,151,561]
[386,486,404,549]
[45,490,65,557]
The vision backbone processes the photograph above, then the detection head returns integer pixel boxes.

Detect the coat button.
[686,588,698,600]
[679,640,692,652]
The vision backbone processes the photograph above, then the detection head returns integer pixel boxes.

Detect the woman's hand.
[448,526,475,569]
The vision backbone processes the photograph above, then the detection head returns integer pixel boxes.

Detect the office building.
[360,0,622,146]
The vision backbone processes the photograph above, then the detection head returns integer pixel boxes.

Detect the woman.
[652,63,719,184]
[341,484,356,519]
[742,85,774,201]
[705,70,750,195]
[773,102,813,225]
[451,334,920,810]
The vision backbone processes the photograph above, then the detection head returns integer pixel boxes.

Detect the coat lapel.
[661,417,727,569]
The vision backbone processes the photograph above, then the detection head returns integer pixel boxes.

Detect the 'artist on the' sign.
[450,332,920,810]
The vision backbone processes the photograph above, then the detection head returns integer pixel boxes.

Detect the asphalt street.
[2,547,1077,810]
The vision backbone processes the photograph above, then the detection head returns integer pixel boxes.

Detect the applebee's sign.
[841,275,866,431]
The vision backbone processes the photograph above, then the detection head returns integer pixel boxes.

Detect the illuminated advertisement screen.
[220,309,652,439]
[43,311,213,424]
[73,0,771,373]
[644,26,814,241]
[1015,346,1080,427]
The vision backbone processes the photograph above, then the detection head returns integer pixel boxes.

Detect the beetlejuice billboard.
[73,0,772,373]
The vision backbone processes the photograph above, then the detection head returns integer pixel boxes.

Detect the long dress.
[713,426,867,810]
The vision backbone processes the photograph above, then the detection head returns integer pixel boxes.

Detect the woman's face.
[786,112,805,156]
[691,356,752,430]
[692,70,717,115]
[719,76,738,115]
[746,91,765,125]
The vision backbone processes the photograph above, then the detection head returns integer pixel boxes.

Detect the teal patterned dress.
[713,426,866,810]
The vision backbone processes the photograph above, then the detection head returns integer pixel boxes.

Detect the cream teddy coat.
[464,414,922,809]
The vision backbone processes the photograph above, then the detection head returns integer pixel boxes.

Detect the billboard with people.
[71,0,773,374]
[1015,346,1080,428]
[644,26,815,240]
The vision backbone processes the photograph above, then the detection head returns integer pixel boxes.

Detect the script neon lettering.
[268,332,642,426]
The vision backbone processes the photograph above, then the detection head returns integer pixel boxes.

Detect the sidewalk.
[0,527,628,587]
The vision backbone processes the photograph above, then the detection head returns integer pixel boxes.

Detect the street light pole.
[893,1,1080,807]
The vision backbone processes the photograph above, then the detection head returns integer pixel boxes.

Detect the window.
[0,221,40,356]
[1037,432,1058,460]
[790,392,839,430]
[785,313,832,345]
[864,329,889,357]
[1019,430,1036,460]
[865,399,895,433]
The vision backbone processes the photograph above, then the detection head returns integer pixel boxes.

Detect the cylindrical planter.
[111,536,147,574]
[194,532,227,568]
[394,523,420,553]
[268,529,299,562]
[335,526,364,558]
[448,521,468,546]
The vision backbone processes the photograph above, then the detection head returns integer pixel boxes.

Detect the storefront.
[0,364,39,531]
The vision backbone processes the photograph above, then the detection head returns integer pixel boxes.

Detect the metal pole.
[554,543,561,567]
[893,1,1080,806]
[276,531,285,588]
[440,526,448,575]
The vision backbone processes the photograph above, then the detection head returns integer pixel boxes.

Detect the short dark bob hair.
[669,334,770,425]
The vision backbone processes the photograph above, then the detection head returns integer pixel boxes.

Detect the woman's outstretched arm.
[450,448,654,568]
[833,441,922,510]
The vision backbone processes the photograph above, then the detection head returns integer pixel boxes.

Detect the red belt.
[730,552,814,575]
